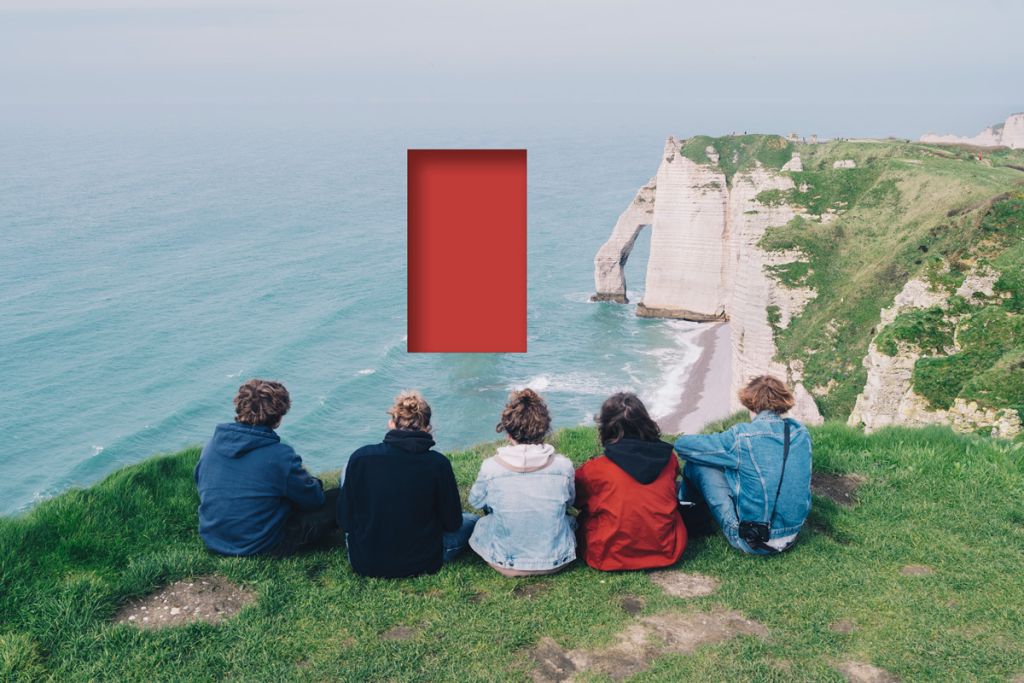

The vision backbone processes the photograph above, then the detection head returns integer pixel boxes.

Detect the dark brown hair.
[496,388,551,444]
[234,379,291,427]
[597,392,661,446]
[388,390,432,431]
[738,375,795,414]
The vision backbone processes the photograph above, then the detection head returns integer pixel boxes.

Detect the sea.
[0,116,707,515]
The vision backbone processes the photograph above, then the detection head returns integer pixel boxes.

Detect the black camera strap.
[767,420,792,529]
[732,420,791,550]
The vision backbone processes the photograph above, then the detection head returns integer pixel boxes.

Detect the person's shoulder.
[475,454,504,477]
[348,442,387,464]
[551,452,575,473]
[425,449,454,468]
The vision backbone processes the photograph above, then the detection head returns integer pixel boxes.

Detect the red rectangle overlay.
[408,149,527,352]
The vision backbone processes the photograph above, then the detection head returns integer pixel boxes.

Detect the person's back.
[337,392,470,578]
[469,390,576,576]
[675,376,812,554]
[196,380,326,556]
[576,393,687,571]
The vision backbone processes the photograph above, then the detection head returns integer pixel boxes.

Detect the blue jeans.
[442,513,479,563]
[678,462,770,555]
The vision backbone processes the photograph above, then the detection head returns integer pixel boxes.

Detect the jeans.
[678,462,771,556]
[442,513,479,563]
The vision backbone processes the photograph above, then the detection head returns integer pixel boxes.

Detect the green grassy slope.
[740,138,1024,420]
[3,426,1024,681]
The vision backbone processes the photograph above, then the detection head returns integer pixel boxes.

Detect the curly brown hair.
[596,392,661,446]
[737,375,795,414]
[234,379,291,427]
[496,388,551,444]
[388,390,432,431]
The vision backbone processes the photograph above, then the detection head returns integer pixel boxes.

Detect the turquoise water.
[0,121,703,514]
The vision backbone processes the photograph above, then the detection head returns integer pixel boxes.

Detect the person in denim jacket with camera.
[468,389,577,576]
[675,376,812,555]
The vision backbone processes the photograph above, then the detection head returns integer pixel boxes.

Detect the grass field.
[2,423,1023,681]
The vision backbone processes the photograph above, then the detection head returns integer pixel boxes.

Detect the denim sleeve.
[284,451,326,511]
[673,428,740,470]
[468,469,488,511]
[435,458,464,533]
[565,468,576,509]
[573,465,589,510]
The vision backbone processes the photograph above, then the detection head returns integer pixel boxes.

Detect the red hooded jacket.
[575,438,687,571]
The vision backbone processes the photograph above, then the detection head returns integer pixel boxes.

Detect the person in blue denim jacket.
[674,376,812,555]
[468,389,577,576]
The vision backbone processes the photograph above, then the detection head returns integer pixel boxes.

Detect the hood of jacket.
[383,429,436,453]
[209,422,280,459]
[603,437,674,484]
[494,442,556,473]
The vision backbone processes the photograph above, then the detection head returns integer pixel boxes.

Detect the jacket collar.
[383,429,436,453]
[752,410,783,422]
[494,443,556,473]
[603,438,673,485]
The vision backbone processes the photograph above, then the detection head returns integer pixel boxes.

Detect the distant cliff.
[921,113,1024,149]
[594,128,1024,436]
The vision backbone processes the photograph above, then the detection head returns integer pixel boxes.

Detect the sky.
[1,0,1022,137]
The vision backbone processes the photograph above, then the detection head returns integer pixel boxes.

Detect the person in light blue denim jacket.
[675,376,812,555]
[469,389,577,576]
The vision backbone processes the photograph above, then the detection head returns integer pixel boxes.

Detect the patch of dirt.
[829,620,856,634]
[530,609,767,682]
[900,564,934,576]
[648,571,719,599]
[467,590,486,604]
[619,595,644,616]
[836,660,900,682]
[114,575,256,629]
[812,472,866,507]
[380,625,420,641]
[514,582,550,599]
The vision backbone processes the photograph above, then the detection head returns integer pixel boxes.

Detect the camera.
[738,520,770,545]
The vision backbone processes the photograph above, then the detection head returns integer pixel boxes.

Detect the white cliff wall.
[728,165,822,424]
[848,275,1022,438]
[921,113,1024,149]
[592,137,824,424]
[641,139,730,318]
[592,178,656,303]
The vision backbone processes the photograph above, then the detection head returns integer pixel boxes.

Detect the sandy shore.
[657,322,733,435]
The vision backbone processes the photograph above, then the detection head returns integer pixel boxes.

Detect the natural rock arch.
[591,178,655,303]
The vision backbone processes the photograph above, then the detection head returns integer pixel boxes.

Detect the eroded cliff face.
[727,166,818,420]
[592,178,656,303]
[640,138,729,320]
[593,137,824,425]
[848,276,1022,438]
[921,113,1024,149]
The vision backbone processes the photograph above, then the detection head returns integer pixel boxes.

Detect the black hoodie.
[603,437,675,485]
[337,429,463,578]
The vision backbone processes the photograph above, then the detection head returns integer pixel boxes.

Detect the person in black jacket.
[337,391,477,578]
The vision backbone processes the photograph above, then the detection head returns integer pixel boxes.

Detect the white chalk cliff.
[921,112,1024,149]
[848,274,1022,439]
[594,137,824,425]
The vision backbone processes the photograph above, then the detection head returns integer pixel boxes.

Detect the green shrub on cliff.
[758,142,1024,420]
[680,134,793,184]
[2,425,1024,681]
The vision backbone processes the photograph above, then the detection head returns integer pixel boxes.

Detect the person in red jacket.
[575,392,687,570]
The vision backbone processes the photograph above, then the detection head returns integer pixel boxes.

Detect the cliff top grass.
[3,424,1024,681]
[757,140,1024,419]
[679,134,793,184]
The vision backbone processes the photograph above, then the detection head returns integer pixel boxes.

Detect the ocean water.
[0,119,705,515]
